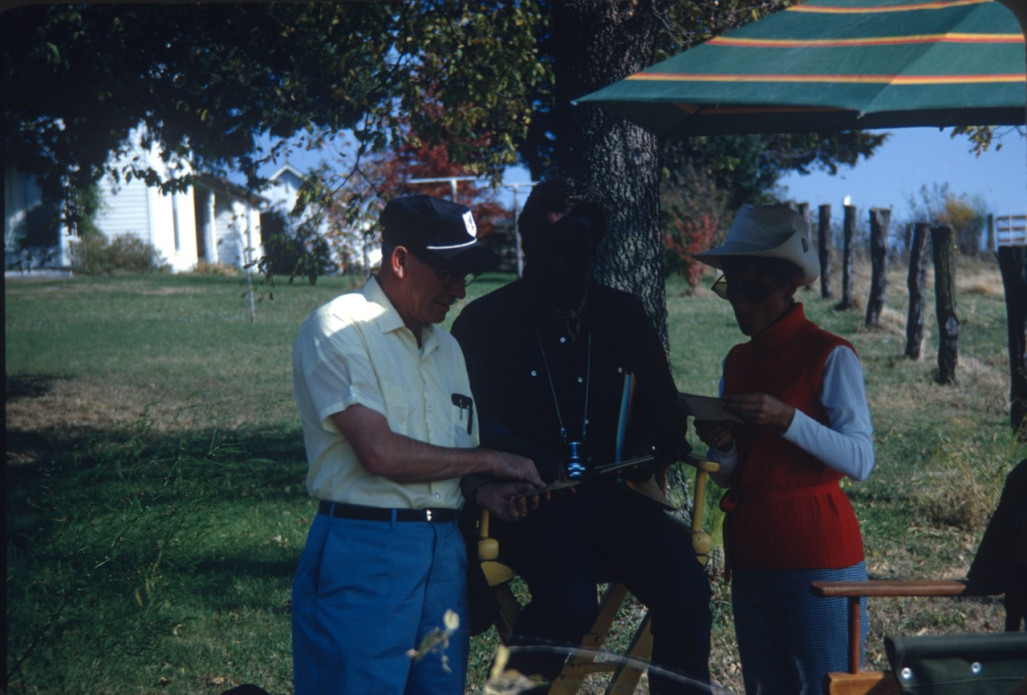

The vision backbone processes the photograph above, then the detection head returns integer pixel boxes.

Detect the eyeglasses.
[711,275,781,305]
[413,252,478,288]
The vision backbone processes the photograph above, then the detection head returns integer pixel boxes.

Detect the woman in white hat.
[693,205,875,695]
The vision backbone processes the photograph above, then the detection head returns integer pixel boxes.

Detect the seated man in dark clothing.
[452,177,712,694]
[966,457,1027,631]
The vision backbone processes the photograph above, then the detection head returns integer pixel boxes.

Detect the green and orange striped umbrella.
[578,0,1026,136]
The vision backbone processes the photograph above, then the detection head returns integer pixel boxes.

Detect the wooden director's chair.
[811,580,1027,695]
[477,453,719,695]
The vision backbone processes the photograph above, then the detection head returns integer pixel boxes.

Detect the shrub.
[190,261,238,277]
[904,183,987,257]
[72,232,170,275]
[260,212,337,282]
[661,164,724,287]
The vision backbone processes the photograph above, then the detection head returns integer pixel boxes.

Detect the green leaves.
[3,2,546,230]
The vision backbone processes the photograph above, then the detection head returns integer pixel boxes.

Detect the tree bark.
[836,204,856,310]
[551,2,667,347]
[865,207,889,328]
[818,204,832,299]
[997,245,1027,441]
[905,223,930,360]
[931,226,959,384]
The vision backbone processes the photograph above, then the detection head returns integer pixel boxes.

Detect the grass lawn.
[5,258,1025,694]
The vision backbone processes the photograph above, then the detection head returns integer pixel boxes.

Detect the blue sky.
[776,127,1027,223]
[264,126,1026,222]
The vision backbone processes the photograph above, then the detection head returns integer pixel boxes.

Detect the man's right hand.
[478,480,544,522]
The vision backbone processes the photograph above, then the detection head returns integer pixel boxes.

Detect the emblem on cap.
[462,210,477,239]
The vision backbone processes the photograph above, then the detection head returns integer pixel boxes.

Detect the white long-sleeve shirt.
[706,345,874,487]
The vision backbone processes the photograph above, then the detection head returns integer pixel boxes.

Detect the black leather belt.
[318,500,458,523]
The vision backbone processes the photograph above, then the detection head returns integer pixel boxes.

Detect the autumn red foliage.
[664,212,719,287]
[661,165,724,288]
[374,129,509,239]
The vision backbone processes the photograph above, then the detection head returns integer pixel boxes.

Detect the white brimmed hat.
[693,204,819,286]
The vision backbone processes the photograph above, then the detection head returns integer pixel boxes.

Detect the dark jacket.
[452,279,685,481]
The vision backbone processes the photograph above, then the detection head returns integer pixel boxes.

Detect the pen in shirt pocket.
[452,393,474,435]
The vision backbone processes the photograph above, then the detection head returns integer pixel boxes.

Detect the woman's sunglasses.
[711,275,781,304]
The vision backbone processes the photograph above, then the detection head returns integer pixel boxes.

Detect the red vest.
[721,304,865,571]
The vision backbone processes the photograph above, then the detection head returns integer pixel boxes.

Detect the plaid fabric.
[731,562,868,695]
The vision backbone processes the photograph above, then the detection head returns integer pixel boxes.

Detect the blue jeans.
[292,513,469,695]
[731,562,868,695]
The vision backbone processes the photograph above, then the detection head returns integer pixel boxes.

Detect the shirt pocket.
[449,393,475,449]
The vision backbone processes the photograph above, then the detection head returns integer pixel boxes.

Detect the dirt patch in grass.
[6,278,202,299]
[5,376,161,467]
[140,286,203,295]
[3,374,249,464]
[6,377,152,433]
[5,281,126,300]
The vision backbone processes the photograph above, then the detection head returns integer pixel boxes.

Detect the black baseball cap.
[379,195,500,274]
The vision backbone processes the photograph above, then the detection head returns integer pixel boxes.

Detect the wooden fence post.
[818,204,832,299]
[905,223,930,360]
[997,245,1027,440]
[797,203,813,291]
[931,226,959,384]
[987,213,996,254]
[837,204,856,310]
[865,208,890,328]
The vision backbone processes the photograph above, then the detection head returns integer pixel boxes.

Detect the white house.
[260,163,381,273]
[4,163,76,270]
[4,133,394,275]
[5,129,265,273]
[263,163,306,216]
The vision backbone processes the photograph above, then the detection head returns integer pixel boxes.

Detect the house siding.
[95,176,151,242]
[6,126,276,273]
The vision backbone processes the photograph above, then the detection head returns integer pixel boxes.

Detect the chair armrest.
[812,580,973,676]
[811,580,969,599]
[680,451,720,473]
[674,453,719,563]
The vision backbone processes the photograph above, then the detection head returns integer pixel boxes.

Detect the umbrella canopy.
[577,0,1026,137]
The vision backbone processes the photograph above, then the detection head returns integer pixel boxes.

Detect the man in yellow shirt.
[291,195,544,695]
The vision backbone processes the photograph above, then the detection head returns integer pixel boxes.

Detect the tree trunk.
[997,245,1027,441]
[551,2,667,347]
[836,204,856,310]
[818,204,832,299]
[865,207,889,328]
[905,223,930,360]
[931,226,959,385]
